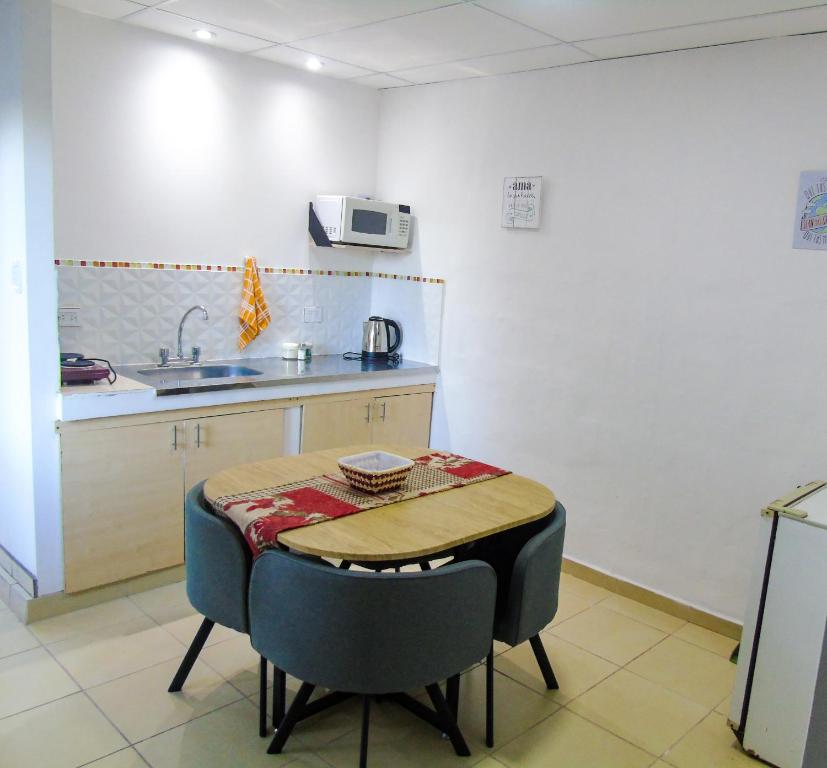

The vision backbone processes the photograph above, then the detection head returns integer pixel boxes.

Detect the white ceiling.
[54,0,827,88]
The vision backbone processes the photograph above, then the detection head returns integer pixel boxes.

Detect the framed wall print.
[793,170,827,250]
[502,176,542,229]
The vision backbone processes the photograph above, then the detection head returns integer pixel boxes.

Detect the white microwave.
[314,195,411,250]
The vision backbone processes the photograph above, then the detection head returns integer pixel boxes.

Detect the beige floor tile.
[493,639,510,656]
[455,663,560,751]
[673,623,738,659]
[87,657,243,743]
[550,589,594,627]
[627,636,736,709]
[497,634,618,703]
[0,646,79,719]
[549,606,667,665]
[663,712,756,767]
[494,708,654,768]
[716,692,732,716]
[0,692,127,768]
[475,759,507,768]
[84,748,150,767]
[48,616,186,689]
[160,613,241,648]
[559,573,612,604]
[0,620,40,659]
[600,594,687,634]
[567,669,708,756]
[29,597,146,644]
[199,633,261,695]
[128,581,189,620]
[255,684,363,748]
[136,698,315,768]
[318,697,489,768]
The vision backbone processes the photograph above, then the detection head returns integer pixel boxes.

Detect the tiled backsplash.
[56,263,444,365]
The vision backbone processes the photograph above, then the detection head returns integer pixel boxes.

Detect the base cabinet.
[60,408,285,593]
[59,385,433,593]
[185,410,285,488]
[61,421,185,593]
[301,391,433,452]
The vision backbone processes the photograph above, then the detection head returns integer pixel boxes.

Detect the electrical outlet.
[58,307,80,327]
[303,306,323,323]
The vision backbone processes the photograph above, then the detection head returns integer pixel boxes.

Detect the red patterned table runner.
[213,452,510,556]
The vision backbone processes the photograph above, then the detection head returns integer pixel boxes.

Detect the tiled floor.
[0,574,754,768]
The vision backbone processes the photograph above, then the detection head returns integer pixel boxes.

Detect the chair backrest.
[249,550,496,694]
[184,481,252,634]
[496,502,566,647]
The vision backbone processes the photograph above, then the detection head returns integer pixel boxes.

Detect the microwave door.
[344,199,392,247]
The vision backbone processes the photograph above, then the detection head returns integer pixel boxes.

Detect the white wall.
[0,0,38,575]
[0,0,60,593]
[52,7,381,273]
[374,32,827,621]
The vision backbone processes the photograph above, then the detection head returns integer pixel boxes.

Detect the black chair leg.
[425,683,471,757]
[359,695,371,768]
[446,674,460,719]
[259,656,268,737]
[167,617,214,692]
[486,648,494,747]
[420,560,431,571]
[529,635,559,690]
[339,560,352,569]
[272,666,286,728]
[268,682,315,754]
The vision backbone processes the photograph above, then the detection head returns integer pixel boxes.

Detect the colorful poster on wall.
[793,171,827,250]
[502,176,542,229]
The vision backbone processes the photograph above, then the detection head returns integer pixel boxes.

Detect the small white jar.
[281,342,299,360]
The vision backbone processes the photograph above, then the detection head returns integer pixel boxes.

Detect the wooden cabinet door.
[301,398,373,452]
[371,393,433,448]
[185,409,285,488]
[62,421,184,593]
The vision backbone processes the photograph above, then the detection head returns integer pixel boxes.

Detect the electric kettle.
[362,316,402,359]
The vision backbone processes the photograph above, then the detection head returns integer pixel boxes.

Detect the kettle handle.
[385,319,402,354]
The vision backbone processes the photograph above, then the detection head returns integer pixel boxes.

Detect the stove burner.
[61,359,96,368]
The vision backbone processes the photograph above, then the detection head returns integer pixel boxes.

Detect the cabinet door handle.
[171,424,178,450]
[380,402,387,421]
[195,422,202,448]
[365,404,372,423]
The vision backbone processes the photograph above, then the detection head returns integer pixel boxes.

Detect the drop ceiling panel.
[253,45,374,78]
[579,6,827,59]
[124,7,273,51]
[158,0,457,44]
[475,0,827,42]
[54,0,145,18]
[394,42,593,83]
[298,3,556,73]
[349,73,413,89]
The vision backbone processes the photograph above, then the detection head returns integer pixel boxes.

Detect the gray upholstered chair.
[167,482,285,738]
[249,549,497,768]
[483,502,566,746]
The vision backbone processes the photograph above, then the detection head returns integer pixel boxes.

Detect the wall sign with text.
[502,176,542,229]
[794,171,827,250]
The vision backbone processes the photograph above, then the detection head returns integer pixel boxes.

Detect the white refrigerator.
[730,482,827,768]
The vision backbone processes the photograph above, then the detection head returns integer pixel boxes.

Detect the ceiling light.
[193,29,215,41]
[306,57,324,72]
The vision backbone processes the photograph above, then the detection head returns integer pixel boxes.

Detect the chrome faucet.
[174,305,208,363]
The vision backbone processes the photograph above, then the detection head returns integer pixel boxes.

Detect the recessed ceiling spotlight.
[193,29,216,41]
[306,56,324,71]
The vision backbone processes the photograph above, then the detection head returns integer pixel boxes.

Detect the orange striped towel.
[238,256,271,349]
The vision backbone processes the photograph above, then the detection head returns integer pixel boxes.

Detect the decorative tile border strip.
[53,259,445,285]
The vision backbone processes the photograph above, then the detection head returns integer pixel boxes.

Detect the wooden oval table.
[204,443,557,563]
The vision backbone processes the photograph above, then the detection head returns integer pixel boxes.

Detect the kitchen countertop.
[59,354,438,422]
